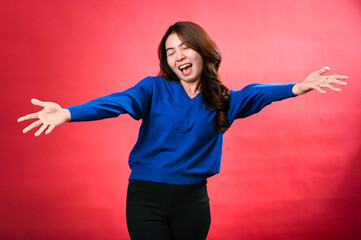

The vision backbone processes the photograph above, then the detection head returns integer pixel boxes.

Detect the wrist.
[292,83,302,96]
[64,109,71,122]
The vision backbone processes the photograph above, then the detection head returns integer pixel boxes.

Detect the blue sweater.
[67,76,296,184]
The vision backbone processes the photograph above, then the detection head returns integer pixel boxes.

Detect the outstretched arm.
[18,76,154,136]
[292,67,348,95]
[227,66,348,127]
[18,99,71,136]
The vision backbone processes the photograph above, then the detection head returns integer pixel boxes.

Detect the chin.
[181,77,197,83]
[179,73,200,82]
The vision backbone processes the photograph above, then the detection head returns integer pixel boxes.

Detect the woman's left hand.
[292,67,348,95]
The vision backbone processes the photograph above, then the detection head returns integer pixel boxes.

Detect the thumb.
[316,66,330,75]
[31,98,46,108]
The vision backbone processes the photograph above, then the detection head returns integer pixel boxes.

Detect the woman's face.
[165,33,203,84]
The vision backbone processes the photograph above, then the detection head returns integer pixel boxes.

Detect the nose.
[175,50,185,61]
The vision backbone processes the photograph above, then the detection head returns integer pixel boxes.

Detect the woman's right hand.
[18,98,71,136]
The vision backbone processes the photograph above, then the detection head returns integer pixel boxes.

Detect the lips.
[178,63,192,72]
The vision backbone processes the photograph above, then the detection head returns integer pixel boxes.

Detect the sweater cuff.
[65,105,88,122]
[267,83,297,102]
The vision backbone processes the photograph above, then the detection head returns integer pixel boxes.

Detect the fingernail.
[325,66,330,70]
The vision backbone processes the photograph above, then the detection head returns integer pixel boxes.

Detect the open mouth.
[178,63,193,75]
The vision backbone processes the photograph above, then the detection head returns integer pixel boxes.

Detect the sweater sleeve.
[227,83,297,126]
[66,76,153,122]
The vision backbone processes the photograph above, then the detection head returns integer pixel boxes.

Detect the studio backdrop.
[1,0,360,239]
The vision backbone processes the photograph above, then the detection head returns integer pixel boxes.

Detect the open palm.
[292,67,348,95]
[18,99,70,136]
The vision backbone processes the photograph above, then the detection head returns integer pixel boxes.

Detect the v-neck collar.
[178,82,202,101]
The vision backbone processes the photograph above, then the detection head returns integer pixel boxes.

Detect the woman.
[18,22,347,240]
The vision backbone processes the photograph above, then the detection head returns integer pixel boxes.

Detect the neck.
[180,80,201,99]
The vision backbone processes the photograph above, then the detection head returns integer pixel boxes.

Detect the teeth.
[179,63,192,70]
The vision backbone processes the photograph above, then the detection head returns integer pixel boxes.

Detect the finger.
[314,85,326,94]
[23,120,42,134]
[17,112,39,122]
[35,124,48,137]
[45,125,56,135]
[328,74,348,80]
[320,83,341,92]
[31,98,46,107]
[327,78,347,86]
[316,66,330,75]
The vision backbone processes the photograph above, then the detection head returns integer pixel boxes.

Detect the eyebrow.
[166,41,188,52]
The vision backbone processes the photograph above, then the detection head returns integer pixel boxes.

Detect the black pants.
[126,179,211,240]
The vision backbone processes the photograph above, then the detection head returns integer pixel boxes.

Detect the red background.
[1,0,361,239]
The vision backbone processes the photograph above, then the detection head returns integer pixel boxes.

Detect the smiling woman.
[158,21,231,133]
[165,34,204,86]
[17,21,347,240]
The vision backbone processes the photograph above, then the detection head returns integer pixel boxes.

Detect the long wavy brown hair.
[158,21,230,133]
